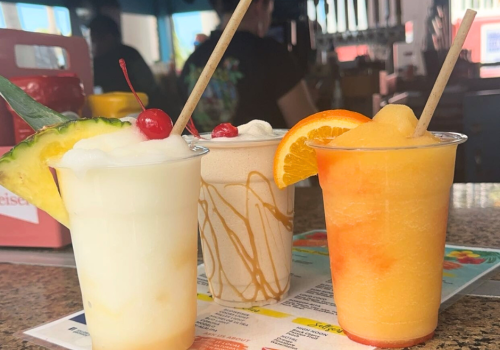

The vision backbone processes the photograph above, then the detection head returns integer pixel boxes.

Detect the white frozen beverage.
[54,122,208,350]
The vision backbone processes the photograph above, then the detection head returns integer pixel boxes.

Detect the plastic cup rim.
[184,129,288,147]
[306,131,468,152]
[50,145,209,170]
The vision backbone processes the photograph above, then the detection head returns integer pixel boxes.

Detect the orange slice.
[274,110,370,189]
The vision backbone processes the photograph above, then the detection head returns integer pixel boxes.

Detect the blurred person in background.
[194,33,209,49]
[178,0,317,132]
[89,15,177,114]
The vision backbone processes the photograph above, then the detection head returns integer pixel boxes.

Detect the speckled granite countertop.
[1,184,500,350]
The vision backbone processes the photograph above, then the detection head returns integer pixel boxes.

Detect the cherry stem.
[186,117,201,138]
[119,58,146,111]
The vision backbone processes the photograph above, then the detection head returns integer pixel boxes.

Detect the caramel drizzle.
[199,171,294,303]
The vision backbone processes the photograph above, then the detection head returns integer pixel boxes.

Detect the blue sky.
[0,2,70,35]
[172,11,203,50]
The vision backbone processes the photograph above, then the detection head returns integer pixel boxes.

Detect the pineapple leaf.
[0,75,73,131]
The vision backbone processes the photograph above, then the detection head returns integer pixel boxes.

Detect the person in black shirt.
[178,0,317,132]
[89,15,174,114]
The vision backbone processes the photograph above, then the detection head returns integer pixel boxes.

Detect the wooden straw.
[171,0,253,135]
[413,9,476,137]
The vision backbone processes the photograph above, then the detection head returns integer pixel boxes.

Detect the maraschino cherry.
[119,58,173,139]
[212,123,238,138]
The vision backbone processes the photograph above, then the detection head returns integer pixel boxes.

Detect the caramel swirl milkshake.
[189,121,295,307]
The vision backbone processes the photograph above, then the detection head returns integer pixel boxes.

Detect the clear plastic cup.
[195,134,295,307]
[308,132,467,348]
[54,146,208,350]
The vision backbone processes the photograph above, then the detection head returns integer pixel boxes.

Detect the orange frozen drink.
[308,105,466,347]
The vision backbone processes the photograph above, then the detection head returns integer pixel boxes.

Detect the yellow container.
[88,92,148,119]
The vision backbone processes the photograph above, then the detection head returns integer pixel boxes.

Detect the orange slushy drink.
[310,105,466,347]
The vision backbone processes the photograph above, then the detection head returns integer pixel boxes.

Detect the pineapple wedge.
[0,118,131,227]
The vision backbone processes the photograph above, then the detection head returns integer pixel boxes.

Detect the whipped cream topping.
[237,120,274,137]
[54,118,195,174]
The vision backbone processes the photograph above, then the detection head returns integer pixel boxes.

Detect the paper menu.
[290,231,500,304]
[23,230,500,350]
[193,246,365,350]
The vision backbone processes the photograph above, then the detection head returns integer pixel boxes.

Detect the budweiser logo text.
[0,192,29,206]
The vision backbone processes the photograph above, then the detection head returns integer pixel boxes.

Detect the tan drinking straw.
[171,0,253,135]
[413,9,477,138]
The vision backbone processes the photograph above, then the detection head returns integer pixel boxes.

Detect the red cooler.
[8,75,85,143]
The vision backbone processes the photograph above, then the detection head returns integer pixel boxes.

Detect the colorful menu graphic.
[22,231,500,350]
[292,231,500,304]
